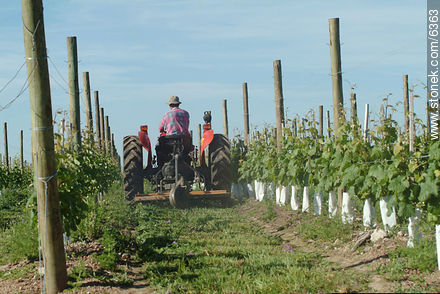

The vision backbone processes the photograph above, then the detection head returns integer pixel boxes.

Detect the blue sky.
[0,1,426,161]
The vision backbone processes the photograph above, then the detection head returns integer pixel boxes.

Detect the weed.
[377,237,437,282]
[67,261,93,289]
[0,188,32,230]
[262,199,276,221]
[0,263,35,280]
[113,270,134,286]
[69,261,92,282]
[293,213,354,244]
[72,183,133,241]
[0,218,38,264]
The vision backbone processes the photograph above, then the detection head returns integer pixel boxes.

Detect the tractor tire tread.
[123,135,143,200]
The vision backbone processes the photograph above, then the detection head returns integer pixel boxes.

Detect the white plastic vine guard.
[246,183,255,198]
[231,183,240,198]
[328,191,337,218]
[291,186,299,211]
[407,208,422,248]
[341,192,354,224]
[276,185,289,206]
[302,186,310,213]
[266,183,275,200]
[436,225,440,271]
[379,197,397,232]
[314,192,322,215]
[363,199,376,228]
[254,180,265,201]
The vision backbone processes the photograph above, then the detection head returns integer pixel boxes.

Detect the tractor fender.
[138,130,152,167]
[200,128,214,166]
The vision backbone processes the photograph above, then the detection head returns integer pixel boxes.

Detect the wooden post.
[409,90,415,153]
[20,130,24,170]
[111,133,115,158]
[242,82,250,145]
[363,104,370,141]
[104,115,110,154]
[380,104,385,124]
[293,118,297,137]
[273,60,284,153]
[60,118,65,149]
[3,122,8,169]
[222,99,229,139]
[21,0,68,291]
[100,107,105,152]
[350,92,358,124]
[329,18,344,136]
[326,110,331,138]
[301,119,306,139]
[106,116,111,154]
[403,75,409,136]
[318,105,323,137]
[67,36,81,150]
[82,72,93,141]
[94,91,101,148]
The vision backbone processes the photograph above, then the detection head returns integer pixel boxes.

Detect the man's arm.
[159,115,166,133]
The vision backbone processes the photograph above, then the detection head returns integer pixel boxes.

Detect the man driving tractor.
[158,96,190,136]
[156,96,191,167]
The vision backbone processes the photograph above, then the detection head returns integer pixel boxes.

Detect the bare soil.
[0,241,154,294]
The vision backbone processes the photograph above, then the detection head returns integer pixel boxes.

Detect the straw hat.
[167,96,181,105]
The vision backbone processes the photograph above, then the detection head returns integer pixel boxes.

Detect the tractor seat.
[159,134,185,146]
[156,134,192,167]
[162,134,185,140]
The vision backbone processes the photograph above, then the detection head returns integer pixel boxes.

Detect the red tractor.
[123,111,232,208]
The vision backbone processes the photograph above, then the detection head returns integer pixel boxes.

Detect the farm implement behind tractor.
[123,111,232,208]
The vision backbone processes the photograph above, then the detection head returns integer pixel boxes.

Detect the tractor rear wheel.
[209,134,232,191]
[123,136,144,200]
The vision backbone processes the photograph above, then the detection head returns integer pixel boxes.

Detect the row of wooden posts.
[215,19,423,152]
[218,75,418,155]
[194,82,250,151]
[67,36,119,161]
[215,18,423,214]
[1,51,120,171]
[1,123,24,170]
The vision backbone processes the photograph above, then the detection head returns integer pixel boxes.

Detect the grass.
[0,188,32,230]
[0,187,35,265]
[0,218,38,264]
[134,202,368,293]
[262,199,277,221]
[0,262,35,280]
[377,237,438,281]
[291,210,356,245]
